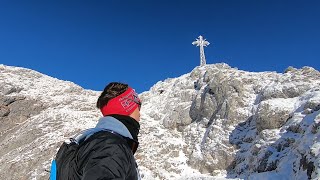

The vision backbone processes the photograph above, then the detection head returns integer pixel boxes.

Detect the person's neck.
[109,114,140,141]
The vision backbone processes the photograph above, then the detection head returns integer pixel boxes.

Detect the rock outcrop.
[139,63,320,179]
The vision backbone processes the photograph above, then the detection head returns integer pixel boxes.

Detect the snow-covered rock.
[139,63,320,179]
[0,65,100,179]
[0,63,319,180]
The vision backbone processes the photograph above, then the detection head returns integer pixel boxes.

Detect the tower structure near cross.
[192,35,210,66]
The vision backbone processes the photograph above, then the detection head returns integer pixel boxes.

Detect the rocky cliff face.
[138,63,320,179]
[0,65,100,180]
[0,64,319,180]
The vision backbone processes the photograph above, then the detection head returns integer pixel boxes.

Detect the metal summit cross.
[192,35,210,66]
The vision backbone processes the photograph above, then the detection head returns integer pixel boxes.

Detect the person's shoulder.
[76,131,131,163]
[81,131,129,152]
[79,131,134,164]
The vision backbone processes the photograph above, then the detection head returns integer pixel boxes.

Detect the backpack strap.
[49,160,57,180]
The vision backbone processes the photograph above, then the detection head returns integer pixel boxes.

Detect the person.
[50,82,141,180]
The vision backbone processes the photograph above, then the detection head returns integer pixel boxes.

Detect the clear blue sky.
[1,0,319,93]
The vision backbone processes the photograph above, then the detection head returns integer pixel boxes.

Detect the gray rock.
[304,101,320,113]
[8,98,45,124]
[0,84,23,95]
[0,95,45,143]
[0,95,25,106]
[257,150,273,172]
[284,66,297,73]
[0,105,10,117]
[255,102,291,132]
[260,85,286,101]
[282,85,308,98]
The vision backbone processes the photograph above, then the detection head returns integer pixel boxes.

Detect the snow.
[1,64,320,179]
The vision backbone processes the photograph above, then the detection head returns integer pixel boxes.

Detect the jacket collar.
[95,116,133,139]
[73,116,132,143]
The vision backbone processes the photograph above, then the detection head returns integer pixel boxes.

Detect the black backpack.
[50,138,82,180]
[49,130,139,180]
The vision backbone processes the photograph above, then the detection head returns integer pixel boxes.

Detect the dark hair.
[96,82,128,109]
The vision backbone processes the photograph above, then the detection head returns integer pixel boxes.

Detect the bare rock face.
[0,105,10,117]
[190,69,246,125]
[184,65,249,172]
[163,104,193,129]
[0,78,47,180]
[255,101,291,132]
[0,94,45,142]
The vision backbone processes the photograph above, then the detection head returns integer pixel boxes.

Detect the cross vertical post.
[192,35,210,66]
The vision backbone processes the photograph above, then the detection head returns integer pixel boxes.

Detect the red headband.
[100,87,141,116]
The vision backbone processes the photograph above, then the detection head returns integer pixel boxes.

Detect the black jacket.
[77,131,138,179]
[64,115,140,180]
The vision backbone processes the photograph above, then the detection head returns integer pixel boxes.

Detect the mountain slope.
[0,64,319,180]
[138,63,320,179]
[0,65,100,179]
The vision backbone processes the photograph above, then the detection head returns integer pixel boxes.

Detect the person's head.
[97,82,141,122]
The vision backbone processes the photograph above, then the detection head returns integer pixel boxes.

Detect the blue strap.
[49,160,57,180]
